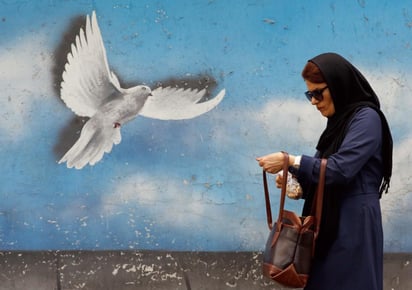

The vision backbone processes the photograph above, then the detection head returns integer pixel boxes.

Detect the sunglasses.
[305,86,328,102]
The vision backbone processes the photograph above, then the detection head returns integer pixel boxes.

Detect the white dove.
[58,11,225,169]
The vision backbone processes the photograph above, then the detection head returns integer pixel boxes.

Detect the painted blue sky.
[0,0,411,251]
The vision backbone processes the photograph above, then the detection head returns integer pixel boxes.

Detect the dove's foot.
[113,122,121,128]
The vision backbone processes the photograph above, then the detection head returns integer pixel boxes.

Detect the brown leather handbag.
[262,152,327,288]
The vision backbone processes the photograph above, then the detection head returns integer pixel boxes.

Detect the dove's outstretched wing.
[139,87,225,120]
[61,11,121,117]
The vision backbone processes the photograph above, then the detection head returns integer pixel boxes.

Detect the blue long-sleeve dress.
[292,107,384,290]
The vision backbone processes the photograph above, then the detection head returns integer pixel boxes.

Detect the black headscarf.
[302,52,393,258]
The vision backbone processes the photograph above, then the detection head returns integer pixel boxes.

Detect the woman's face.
[305,80,335,117]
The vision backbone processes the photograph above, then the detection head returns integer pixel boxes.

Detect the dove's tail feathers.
[59,119,122,169]
[58,127,92,168]
[87,128,121,166]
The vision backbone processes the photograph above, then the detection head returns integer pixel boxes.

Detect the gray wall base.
[0,251,410,290]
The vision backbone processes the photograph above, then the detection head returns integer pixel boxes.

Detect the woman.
[256,52,392,290]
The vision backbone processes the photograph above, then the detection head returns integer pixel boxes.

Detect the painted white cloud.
[250,97,325,145]
[102,173,212,230]
[0,33,54,141]
[100,172,267,249]
[363,70,412,192]
[363,69,412,135]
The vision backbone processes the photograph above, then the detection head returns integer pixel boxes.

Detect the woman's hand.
[275,173,283,188]
[256,152,294,174]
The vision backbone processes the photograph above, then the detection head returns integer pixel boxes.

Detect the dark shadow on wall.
[151,74,218,101]
[52,14,89,159]
[53,116,87,160]
[52,14,85,98]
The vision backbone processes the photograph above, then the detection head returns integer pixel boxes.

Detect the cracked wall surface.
[0,251,411,290]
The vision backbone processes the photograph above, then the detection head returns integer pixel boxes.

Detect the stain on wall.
[0,0,411,252]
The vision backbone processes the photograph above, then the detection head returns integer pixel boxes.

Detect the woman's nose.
[310,97,319,105]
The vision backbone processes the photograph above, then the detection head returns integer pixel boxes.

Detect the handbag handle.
[263,152,289,230]
[263,152,327,233]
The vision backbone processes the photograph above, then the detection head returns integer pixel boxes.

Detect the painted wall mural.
[0,0,412,252]
[59,11,225,169]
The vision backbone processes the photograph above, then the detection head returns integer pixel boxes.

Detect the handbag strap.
[263,152,289,230]
[313,158,327,237]
[263,167,273,230]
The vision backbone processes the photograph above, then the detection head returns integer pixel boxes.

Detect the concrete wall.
[0,0,411,260]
